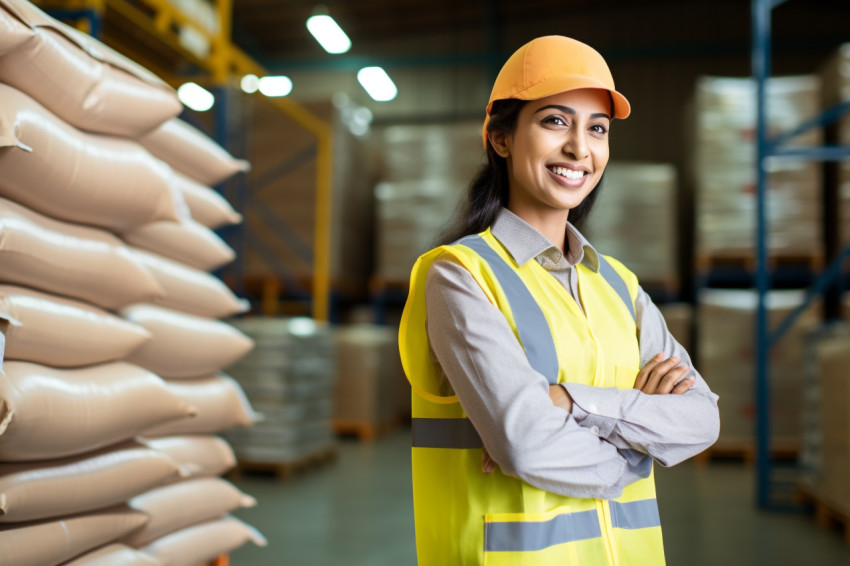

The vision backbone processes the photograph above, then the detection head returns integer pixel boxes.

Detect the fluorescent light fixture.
[357,66,397,102]
[241,74,260,94]
[177,82,214,111]
[258,75,293,97]
[306,14,351,54]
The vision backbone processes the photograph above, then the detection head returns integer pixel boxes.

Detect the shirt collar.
[490,208,600,272]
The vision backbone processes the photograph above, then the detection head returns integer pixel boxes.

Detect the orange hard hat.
[483,35,630,147]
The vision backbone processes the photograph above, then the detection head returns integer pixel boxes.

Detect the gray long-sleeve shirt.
[424,208,720,500]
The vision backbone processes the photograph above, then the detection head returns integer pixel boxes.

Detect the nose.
[563,128,589,159]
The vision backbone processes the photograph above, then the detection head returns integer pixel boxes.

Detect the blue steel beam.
[250,144,317,196]
[752,0,773,511]
[246,198,314,264]
[769,146,850,161]
[769,242,850,347]
[769,101,850,148]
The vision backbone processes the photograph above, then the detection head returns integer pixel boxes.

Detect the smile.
[548,166,586,180]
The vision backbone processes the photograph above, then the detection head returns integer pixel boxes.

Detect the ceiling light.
[241,74,259,94]
[258,76,293,97]
[357,66,397,102]
[177,82,214,111]
[306,14,351,54]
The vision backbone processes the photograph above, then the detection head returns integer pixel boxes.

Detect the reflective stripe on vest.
[455,234,559,384]
[484,499,660,553]
[412,417,482,449]
[609,499,661,530]
[485,509,601,552]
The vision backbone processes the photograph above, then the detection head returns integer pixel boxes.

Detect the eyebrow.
[535,104,611,120]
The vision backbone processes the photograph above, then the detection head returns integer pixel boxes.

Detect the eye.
[590,123,608,135]
[541,115,568,127]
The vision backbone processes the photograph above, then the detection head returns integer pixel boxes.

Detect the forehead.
[527,89,611,115]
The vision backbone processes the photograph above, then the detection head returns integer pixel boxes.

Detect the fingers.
[654,365,692,395]
[633,352,664,390]
[639,355,693,395]
[671,376,696,395]
[640,355,680,394]
[482,448,496,474]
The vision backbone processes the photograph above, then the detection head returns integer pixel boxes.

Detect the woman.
[399,36,719,565]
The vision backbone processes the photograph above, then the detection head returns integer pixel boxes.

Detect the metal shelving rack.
[752,0,850,509]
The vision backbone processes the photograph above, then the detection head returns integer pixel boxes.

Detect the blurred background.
[0,0,849,565]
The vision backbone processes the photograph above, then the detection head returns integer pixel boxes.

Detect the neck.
[506,204,569,252]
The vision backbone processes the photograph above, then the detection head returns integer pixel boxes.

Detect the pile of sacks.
[0,1,265,565]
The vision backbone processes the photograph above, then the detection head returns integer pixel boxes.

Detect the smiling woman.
[398,35,720,566]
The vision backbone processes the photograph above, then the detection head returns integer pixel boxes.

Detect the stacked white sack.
[0,1,262,564]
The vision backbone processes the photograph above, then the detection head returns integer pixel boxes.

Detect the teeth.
[551,166,584,180]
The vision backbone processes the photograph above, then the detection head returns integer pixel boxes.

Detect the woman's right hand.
[633,353,694,395]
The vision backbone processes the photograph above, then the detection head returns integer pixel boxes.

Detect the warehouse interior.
[1,0,850,564]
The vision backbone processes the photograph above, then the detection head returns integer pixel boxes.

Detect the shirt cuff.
[560,383,619,440]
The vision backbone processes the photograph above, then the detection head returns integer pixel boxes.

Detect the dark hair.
[436,98,603,246]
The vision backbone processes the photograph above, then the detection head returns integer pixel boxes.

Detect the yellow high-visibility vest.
[399,228,665,565]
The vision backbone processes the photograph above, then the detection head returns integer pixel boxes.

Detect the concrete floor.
[229,428,850,565]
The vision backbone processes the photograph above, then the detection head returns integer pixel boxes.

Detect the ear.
[488,130,511,158]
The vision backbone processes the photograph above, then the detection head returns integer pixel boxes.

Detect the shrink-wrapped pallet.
[817,333,850,508]
[697,289,819,450]
[374,122,481,282]
[225,317,336,463]
[799,323,850,492]
[333,324,405,428]
[0,0,181,136]
[585,162,677,289]
[693,76,822,259]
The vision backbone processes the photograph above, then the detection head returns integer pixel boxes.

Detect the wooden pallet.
[797,481,850,546]
[333,418,400,443]
[229,446,338,481]
[693,442,798,466]
[696,251,824,274]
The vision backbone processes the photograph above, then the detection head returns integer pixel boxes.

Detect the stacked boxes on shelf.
[333,324,406,437]
[820,43,850,247]
[0,1,263,564]
[816,328,850,509]
[696,289,819,452]
[374,122,482,282]
[242,94,374,297]
[585,162,678,293]
[226,317,337,465]
[693,75,823,260]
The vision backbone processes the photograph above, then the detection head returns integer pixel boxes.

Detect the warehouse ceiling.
[232,0,850,73]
